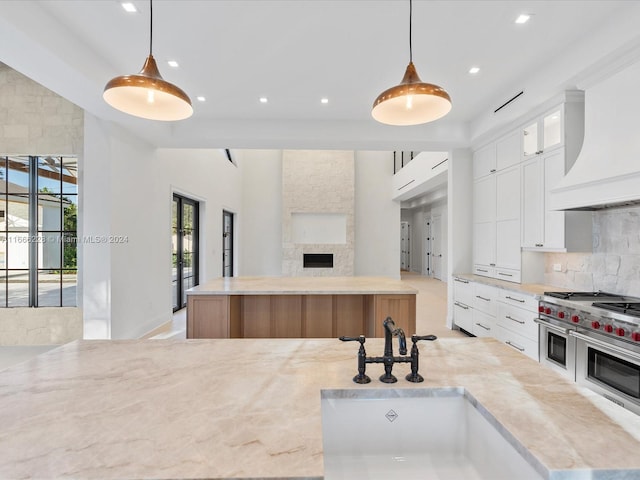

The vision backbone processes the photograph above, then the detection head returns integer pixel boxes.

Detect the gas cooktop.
[544,291,630,301]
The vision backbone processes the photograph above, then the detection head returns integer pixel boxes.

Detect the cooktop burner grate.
[592,302,640,317]
[544,291,628,301]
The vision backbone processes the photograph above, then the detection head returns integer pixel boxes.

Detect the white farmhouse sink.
[321,387,544,480]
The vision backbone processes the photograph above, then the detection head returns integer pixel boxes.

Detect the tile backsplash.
[545,206,640,296]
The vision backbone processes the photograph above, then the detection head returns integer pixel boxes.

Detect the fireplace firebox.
[303,253,333,268]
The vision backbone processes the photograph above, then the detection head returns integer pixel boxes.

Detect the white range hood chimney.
[550,59,640,211]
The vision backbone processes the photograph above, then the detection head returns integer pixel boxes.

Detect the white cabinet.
[495,289,539,361]
[473,163,521,282]
[522,107,563,159]
[473,143,496,179]
[452,277,473,333]
[521,148,592,251]
[496,130,521,171]
[451,277,540,360]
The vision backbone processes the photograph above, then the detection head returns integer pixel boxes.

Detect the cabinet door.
[474,222,496,267]
[472,310,495,338]
[453,301,473,332]
[473,143,496,179]
[521,157,544,247]
[496,131,521,171]
[496,166,520,221]
[522,122,539,158]
[543,149,566,249]
[496,219,521,270]
[474,175,496,224]
[542,109,562,151]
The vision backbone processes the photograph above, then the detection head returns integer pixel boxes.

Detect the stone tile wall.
[545,206,640,296]
[0,63,83,344]
[282,150,354,276]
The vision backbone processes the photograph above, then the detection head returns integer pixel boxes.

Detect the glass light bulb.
[406,95,413,110]
[147,90,155,104]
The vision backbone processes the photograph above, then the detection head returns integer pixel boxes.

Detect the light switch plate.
[553,263,562,272]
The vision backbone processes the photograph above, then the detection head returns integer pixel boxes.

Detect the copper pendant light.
[372,0,451,126]
[103,0,193,121]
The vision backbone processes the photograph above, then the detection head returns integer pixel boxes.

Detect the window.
[0,155,78,307]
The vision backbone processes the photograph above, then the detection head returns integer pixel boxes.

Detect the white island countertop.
[187,275,419,295]
[1,338,640,479]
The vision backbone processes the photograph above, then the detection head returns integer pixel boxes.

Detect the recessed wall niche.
[282,150,354,276]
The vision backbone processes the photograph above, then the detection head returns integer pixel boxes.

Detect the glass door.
[222,210,234,277]
[172,194,199,311]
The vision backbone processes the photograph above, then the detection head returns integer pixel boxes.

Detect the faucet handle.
[339,335,366,344]
[412,334,437,344]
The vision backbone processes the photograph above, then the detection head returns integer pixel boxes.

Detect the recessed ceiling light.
[321,98,329,104]
[468,67,480,75]
[121,2,137,13]
[259,97,268,103]
[197,96,206,102]
[515,14,531,24]
[167,60,179,68]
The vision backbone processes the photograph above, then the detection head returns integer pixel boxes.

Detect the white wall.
[238,149,282,276]
[354,151,400,278]
[84,116,243,339]
[447,148,473,328]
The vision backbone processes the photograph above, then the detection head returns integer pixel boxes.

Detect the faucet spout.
[382,317,407,356]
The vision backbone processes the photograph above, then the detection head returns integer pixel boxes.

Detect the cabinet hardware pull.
[505,295,525,303]
[498,273,513,277]
[506,341,525,352]
[506,315,525,324]
[490,169,496,173]
[454,302,469,310]
[454,278,469,284]
[535,243,543,247]
[476,295,490,302]
[475,323,490,331]
[477,269,488,273]
[490,263,496,267]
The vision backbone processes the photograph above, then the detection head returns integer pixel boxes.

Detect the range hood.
[550,59,640,211]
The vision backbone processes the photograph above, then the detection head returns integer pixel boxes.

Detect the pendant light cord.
[149,0,153,56]
[409,0,413,63]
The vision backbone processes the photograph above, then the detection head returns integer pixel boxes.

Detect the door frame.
[173,194,200,312]
[222,210,234,277]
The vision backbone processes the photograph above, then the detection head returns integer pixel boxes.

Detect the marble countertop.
[1,338,640,479]
[453,273,570,298]
[187,275,419,295]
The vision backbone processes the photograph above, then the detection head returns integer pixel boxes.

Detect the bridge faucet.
[340,316,437,384]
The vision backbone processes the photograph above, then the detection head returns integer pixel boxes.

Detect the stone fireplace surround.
[282,150,355,276]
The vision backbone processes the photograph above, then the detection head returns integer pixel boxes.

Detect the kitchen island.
[186,276,417,339]
[1,337,640,479]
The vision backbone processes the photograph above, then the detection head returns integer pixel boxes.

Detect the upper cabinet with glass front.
[522,107,563,159]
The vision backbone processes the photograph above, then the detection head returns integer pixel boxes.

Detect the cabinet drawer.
[495,325,539,361]
[472,310,495,338]
[495,268,521,284]
[497,289,538,311]
[473,265,495,278]
[473,283,497,316]
[496,303,538,341]
[453,277,474,307]
[453,301,473,333]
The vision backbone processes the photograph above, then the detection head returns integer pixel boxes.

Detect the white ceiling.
[1,0,640,150]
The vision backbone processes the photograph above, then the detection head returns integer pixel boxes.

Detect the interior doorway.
[172,194,199,312]
[400,221,410,271]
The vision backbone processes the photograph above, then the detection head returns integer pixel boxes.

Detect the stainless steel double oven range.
[536,291,640,415]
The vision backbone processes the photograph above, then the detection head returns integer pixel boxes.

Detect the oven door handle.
[570,330,640,361]
[534,318,570,334]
